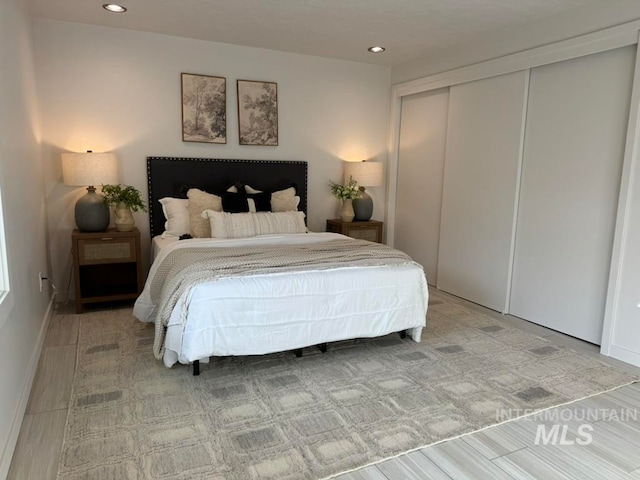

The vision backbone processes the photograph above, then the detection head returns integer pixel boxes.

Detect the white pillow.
[202,210,307,239]
[159,198,190,238]
[244,185,301,212]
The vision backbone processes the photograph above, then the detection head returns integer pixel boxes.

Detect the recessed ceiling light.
[103,4,127,13]
[368,46,385,53]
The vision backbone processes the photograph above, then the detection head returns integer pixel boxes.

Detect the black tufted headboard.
[146,157,308,238]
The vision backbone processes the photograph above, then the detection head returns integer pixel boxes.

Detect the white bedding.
[151,235,178,261]
[134,233,429,367]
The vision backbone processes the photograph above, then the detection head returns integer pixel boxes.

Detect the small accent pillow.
[247,192,272,212]
[187,188,222,238]
[159,197,190,238]
[221,191,272,213]
[244,185,300,212]
[221,192,250,213]
[202,210,307,239]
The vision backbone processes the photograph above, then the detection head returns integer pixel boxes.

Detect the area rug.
[57,296,637,479]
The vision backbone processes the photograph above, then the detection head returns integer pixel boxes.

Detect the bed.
[134,157,429,374]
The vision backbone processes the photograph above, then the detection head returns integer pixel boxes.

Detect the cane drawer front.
[325,219,383,243]
[77,236,136,265]
[344,225,379,242]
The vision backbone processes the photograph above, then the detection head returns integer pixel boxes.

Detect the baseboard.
[606,344,640,368]
[0,294,56,479]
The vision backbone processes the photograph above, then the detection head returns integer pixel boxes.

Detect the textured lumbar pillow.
[203,210,307,239]
[186,189,222,237]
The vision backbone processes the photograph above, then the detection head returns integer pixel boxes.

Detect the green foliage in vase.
[102,184,147,212]
[329,175,361,200]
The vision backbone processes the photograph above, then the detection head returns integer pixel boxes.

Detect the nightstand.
[71,227,144,313]
[326,219,383,243]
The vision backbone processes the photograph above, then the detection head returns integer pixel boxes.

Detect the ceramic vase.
[114,202,135,232]
[340,199,355,222]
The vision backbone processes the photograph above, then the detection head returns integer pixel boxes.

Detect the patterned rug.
[57,296,637,479]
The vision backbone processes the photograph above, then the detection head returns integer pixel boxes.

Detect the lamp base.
[353,190,373,221]
[75,186,110,232]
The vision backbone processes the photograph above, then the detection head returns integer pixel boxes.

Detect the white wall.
[0,0,52,476]
[32,19,392,296]
[392,0,640,84]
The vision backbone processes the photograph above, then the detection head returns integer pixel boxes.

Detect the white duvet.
[134,232,429,367]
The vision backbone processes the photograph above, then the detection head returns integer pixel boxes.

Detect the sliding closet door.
[395,88,449,285]
[510,46,635,344]
[437,71,528,312]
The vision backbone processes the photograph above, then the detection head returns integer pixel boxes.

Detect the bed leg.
[319,343,327,353]
[400,330,407,339]
[295,348,302,358]
[193,360,200,376]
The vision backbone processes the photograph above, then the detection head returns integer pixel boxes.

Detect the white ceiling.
[27,0,603,66]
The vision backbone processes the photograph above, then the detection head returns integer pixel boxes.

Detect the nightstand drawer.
[345,226,379,242]
[78,236,137,265]
[326,219,383,243]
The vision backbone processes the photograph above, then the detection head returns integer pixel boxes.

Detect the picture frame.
[237,79,278,146]
[181,73,226,144]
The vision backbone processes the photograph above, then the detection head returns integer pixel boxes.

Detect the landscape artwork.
[181,73,226,144]
[237,79,278,146]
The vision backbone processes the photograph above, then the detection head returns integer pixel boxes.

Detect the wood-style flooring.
[8,292,640,479]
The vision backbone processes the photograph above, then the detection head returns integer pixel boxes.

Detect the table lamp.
[62,151,119,232]
[344,160,383,221]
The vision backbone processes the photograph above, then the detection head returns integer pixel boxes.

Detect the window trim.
[0,187,13,329]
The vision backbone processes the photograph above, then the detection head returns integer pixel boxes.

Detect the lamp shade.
[61,151,119,232]
[344,160,383,187]
[62,152,119,187]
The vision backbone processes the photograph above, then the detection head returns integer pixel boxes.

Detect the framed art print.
[181,73,226,144]
[237,79,278,146]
